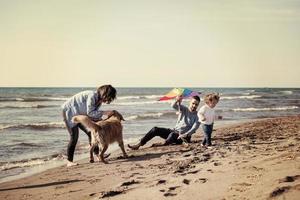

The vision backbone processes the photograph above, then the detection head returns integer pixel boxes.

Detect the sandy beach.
[0,116,299,200]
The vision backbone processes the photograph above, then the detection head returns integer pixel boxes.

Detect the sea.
[0,87,299,182]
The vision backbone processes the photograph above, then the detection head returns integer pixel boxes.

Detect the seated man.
[128,95,200,150]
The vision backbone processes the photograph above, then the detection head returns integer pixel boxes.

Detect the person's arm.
[86,93,104,119]
[178,121,201,139]
[171,96,185,111]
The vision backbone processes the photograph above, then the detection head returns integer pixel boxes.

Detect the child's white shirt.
[198,104,215,125]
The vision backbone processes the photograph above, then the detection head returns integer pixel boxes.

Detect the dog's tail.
[71,115,99,132]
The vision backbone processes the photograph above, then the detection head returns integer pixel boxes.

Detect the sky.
[0,0,300,87]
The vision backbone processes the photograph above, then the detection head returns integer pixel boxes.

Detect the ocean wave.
[0,122,65,131]
[117,95,162,100]
[9,142,44,148]
[114,100,168,106]
[242,93,251,95]
[233,106,298,112]
[222,95,261,100]
[0,154,65,171]
[278,90,293,95]
[125,112,176,121]
[0,105,58,109]
[0,97,68,102]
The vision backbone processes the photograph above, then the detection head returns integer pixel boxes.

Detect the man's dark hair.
[97,85,117,102]
[192,95,200,102]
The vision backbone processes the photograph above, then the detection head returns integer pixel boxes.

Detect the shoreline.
[0,115,299,199]
[0,117,292,182]
[0,118,253,184]
[0,136,141,184]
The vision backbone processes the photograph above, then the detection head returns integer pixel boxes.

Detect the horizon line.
[0,86,299,89]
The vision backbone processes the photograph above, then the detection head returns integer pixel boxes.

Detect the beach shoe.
[181,137,188,143]
[128,143,141,150]
[182,142,189,148]
[181,138,189,147]
[207,145,213,149]
[67,161,78,167]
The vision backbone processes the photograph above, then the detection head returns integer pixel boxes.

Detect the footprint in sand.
[100,190,124,198]
[87,179,101,184]
[187,169,200,174]
[168,186,180,191]
[183,153,192,157]
[119,179,140,187]
[69,189,83,193]
[194,178,207,183]
[163,186,180,197]
[128,172,142,178]
[100,179,141,198]
[269,186,292,198]
[233,182,253,187]
[135,163,144,169]
[183,179,190,185]
[229,182,252,193]
[174,169,185,174]
[89,193,96,196]
[164,192,177,197]
[157,180,167,185]
[279,175,300,183]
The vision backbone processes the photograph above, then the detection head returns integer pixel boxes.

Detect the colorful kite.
[158,88,200,101]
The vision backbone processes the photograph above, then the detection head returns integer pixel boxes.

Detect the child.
[62,85,117,167]
[198,93,221,148]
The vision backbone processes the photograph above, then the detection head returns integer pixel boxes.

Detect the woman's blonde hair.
[204,93,220,104]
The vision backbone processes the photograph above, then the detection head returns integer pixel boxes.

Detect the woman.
[62,85,117,167]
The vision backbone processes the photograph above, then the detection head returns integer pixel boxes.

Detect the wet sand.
[0,116,299,200]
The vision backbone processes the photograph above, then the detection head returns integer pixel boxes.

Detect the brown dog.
[72,110,127,164]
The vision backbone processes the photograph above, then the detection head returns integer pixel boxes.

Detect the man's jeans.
[140,127,191,146]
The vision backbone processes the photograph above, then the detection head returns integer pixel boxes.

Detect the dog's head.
[108,110,125,121]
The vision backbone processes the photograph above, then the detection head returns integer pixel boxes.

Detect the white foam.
[1,159,47,171]
[222,95,261,100]
[117,95,161,100]
[0,122,65,131]
[114,100,168,106]
[279,90,293,95]
[233,106,298,112]
[0,104,57,109]
[125,112,166,121]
